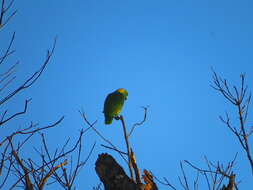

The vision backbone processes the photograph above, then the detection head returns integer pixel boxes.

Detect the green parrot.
[103,88,128,125]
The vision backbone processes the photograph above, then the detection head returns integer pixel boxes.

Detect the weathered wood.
[95,153,142,190]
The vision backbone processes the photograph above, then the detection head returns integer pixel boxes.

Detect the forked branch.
[0,0,17,29]
[211,71,253,175]
[0,37,57,106]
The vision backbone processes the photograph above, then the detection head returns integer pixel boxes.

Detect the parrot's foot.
[114,116,120,120]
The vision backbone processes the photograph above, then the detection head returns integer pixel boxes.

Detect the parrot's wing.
[103,91,126,125]
[103,93,114,114]
[103,93,117,125]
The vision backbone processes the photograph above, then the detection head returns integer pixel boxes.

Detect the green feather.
[105,116,113,124]
[103,88,128,125]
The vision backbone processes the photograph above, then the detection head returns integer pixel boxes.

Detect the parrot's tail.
[105,116,113,125]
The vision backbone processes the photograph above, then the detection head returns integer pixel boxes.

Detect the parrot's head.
[116,88,128,100]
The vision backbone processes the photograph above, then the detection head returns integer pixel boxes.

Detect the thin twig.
[211,70,253,175]
[0,37,57,106]
[0,32,15,65]
[0,99,31,126]
[128,106,148,137]
[79,111,128,164]
[101,144,127,155]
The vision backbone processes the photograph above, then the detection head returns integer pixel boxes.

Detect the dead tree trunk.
[95,153,142,190]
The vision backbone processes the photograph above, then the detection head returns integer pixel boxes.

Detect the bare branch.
[10,128,84,189]
[128,106,148,137]
[12,150,34,190]
[184,155,239,190]
[39,159,68,190]
[101,144,127,155]
[178,162,190,190]
[79,110,128,164]
[119,115,135,180]
[211,70,253,175]
[0,61,18,77]
[184,160,229,178]
[130,149,142,185]
[0,99,31,126]
[0,0,17,29]
[0,37,57,106]
[0,32,15,65]
[0,116,64,148]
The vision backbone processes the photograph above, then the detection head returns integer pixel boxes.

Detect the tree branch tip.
[26,98,32,102]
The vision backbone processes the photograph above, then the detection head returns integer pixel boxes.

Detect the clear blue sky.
[1,0,253,189]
